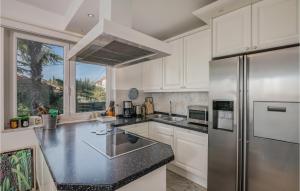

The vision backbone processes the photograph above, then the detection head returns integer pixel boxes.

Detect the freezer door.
[208,57,242,191]
[246,46,299,191]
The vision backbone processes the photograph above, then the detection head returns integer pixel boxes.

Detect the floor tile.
[167,170,206,191]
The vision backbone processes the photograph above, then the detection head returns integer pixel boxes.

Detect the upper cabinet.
[212,6,251,57]
[212,0,299,57]
[252,0,299,50]
[184,29,211,90]
[162,28,211,92]
[163,39,184,90]
[142,58,163,91]
[115,64,143,90]
[141,27,211,92]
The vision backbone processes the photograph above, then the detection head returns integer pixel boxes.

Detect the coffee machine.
[123,101,133,118]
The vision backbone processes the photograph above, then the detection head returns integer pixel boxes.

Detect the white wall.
[0,27,4,131]
[0,130,38,152]
[1,0,66,31]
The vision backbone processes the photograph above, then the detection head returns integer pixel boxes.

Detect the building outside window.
[16,38,64,115]
[75,62,107,113]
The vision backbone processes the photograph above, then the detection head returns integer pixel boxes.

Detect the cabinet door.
[252,0,299,50]
[115,64,143,90]
[149,122,174,148]
[119,123,149,138]
[163,39,184,89]
[184,30,211,90]
[173,128,208,180]
[142,58,163,91]
[212,6,251,57]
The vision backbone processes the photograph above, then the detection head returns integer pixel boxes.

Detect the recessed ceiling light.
[88,14,94,17]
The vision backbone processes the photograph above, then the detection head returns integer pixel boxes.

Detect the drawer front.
[253,101,299,143]
[149,122,174,136]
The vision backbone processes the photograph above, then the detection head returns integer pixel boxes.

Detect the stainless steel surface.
[169,101,172,116]
[208,56,240,191]
[242,56,248,191]
[68,20,171,67]
[187,105,208,125]
[160,116,185,122]
[208,46,299,191]
[246,47,299,191]
[135,105,142,115]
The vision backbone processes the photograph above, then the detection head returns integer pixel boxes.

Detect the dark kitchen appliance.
[83,131,156,159]
[208,46,299,191]
[123,101,133,118]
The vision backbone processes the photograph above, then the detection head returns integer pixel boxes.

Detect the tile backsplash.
[150,92,209,116]
[114,89,208,116]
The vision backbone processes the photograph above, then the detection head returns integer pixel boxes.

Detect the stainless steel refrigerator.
[208,46,299,191]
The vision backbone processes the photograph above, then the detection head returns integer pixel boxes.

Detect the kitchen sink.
[160,116,185,122]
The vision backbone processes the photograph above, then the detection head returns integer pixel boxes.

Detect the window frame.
[12,32,70,116]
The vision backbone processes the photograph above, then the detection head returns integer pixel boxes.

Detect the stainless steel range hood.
[67,0,171,68]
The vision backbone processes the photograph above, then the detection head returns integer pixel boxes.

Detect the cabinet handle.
[267,106,286,112]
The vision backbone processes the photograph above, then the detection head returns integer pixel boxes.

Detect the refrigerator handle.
[242,56,249,191]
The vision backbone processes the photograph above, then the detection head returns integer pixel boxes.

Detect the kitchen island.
[35,121,174,191]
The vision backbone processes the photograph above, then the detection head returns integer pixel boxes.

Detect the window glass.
[16,38,64,115]
[75,62,106,112]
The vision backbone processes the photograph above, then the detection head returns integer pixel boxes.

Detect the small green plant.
[0,149,33,191]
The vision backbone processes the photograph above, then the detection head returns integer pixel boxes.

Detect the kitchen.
[0,0,299,191]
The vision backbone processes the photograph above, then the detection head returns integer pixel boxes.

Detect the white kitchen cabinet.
[212,5,252,57]
[163,39,184,90]
[183,29,210,90]
[37,147,57,191]
[252,0,299,50]
[173,127,208,186]
[115,64,143,90]
[148,122,174,148]
[142,58,163,91]
[119,123,149,138]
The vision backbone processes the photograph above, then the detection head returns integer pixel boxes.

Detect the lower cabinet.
[173,127,208,187]
[148,122,208,187]
[149,122,174,149]
[36,147,57,191]
[118,123,149,138]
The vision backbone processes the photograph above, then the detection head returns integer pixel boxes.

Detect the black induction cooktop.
[83,131,156,159]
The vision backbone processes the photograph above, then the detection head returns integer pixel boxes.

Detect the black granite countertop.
[35,122,174,191]
[110,115,208,134]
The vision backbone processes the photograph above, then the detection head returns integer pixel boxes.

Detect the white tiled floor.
[167,170,206,191]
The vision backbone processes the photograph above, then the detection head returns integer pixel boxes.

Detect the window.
[16,38,64,115]
[75,62,107,113]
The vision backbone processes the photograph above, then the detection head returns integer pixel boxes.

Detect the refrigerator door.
[246,46,299,191]
[208,57,243,191]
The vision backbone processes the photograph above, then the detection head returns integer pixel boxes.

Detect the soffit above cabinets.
[193,0,262,24]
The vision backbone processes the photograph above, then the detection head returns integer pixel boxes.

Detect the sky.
[42,46,106,82]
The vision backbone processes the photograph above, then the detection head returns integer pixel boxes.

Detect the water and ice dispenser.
[213,101,234,131]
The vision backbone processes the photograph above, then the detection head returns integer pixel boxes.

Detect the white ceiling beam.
[63,0,85,30]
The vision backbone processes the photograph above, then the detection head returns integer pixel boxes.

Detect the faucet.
[169,101,172,116]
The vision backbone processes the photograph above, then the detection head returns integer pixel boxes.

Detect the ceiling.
[13,0,216,40]
[16,0,74,15]
[131,0,215,40]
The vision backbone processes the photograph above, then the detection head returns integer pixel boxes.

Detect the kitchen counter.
[35,121,174,191]
[110,115,208,134]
